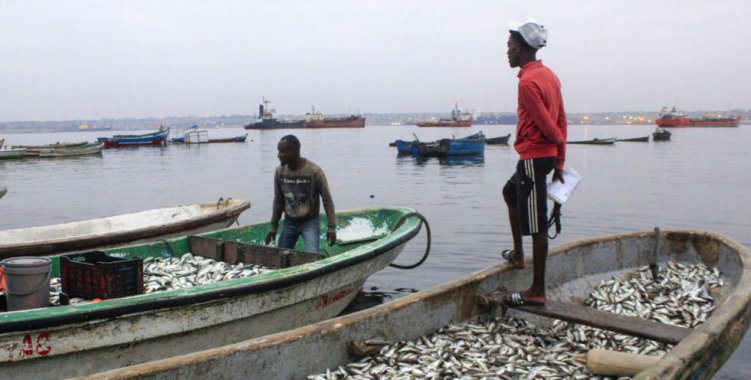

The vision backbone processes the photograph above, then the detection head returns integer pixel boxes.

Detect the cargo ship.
[417,104,473,127]
[301,106,365,128]
[655,107,740,128]
[244,98,303,130]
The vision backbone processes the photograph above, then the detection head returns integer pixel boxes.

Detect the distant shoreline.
[1,110,748,133]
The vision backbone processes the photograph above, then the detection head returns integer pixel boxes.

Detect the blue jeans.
[277,216,321,253]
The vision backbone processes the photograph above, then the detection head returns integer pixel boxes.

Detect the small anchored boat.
[0,207,426,379]
[653,127,672,141]
[97,128,169,148]
[616,136,650,142]
[0,198,250,259]
[170,126,248,144]
[567,137,617,145]
[10,142,91,156]
[416,132,486,157]
[0,148,26,160]
[393,139,416,154]
[37,143,104,158]
[80,229,751,380]
[207,134,248,143]
[485,133,511,145]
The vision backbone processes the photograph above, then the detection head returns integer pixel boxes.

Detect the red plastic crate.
[60,251,144,299]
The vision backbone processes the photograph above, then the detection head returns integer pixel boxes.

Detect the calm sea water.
[0,124,749,378]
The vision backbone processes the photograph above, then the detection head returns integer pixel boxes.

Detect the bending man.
[265,135,336,253]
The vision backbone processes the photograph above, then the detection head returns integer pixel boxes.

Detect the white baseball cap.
[508,18,548,49]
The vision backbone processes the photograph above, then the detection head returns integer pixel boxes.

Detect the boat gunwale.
[0,207,423,334]
[76,229,751,380]
[0,199,251,258]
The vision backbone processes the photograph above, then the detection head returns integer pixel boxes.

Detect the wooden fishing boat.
[0,198,250,259]
[567,137,617,145]
[616,136,650,142]
[37,143,104,158]
[486,133,511,145]
[171,129,248,144]
[80,229,751,380]
[0,149,26,160]
[12,142,91,156]
[97,129,169,148]
[393,140,416,154]
[208,134,248,143]
[416,132,485,157]
[0,207,425,379]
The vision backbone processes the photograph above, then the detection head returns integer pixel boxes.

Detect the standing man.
[501,19,567,306]
[264,135,336,253]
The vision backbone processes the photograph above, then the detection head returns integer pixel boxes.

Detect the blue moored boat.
[97,128,170,148]
[417,131,485,157]
[394,140,417,154]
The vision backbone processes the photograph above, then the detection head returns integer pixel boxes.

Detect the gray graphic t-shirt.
[271,159,335,229]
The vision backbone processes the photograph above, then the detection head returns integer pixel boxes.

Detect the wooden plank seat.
[479,294,691,345]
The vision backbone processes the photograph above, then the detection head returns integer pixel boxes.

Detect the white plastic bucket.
[2,257,51,311]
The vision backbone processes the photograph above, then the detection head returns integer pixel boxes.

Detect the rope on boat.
[389,212,432,270]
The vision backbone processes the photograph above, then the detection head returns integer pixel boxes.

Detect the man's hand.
[264,229,276,245]
[327,230,337,246]
[552,169,565,184]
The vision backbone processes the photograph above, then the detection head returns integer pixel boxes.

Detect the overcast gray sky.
[1,1,749,121]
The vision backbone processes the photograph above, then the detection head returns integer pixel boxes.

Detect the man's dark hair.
[510,30,535,51]
[280,135,301,152]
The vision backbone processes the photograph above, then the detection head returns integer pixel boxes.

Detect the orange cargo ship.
[655,107,740,128]
[417,104,473,127]
[301,106,365,128]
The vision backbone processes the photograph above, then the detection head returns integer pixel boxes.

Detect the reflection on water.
[395,154,485,167]
[437,154,484,167]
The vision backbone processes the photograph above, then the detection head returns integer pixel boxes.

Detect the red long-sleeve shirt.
[514,60,567,170]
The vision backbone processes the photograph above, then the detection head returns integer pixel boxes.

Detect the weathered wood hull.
[13,141,91,156]
[0,149,27,159]
[78,229,751,380]
[567,137,617,145]
[616,136,650,142]
[0,207,424,379]
[37,143,104,157]
[97,129,169,148]
[0,199,251,259]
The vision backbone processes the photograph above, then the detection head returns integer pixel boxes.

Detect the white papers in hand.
[547,167,581,204]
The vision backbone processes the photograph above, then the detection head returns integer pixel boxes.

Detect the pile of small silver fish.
[48,253,270,305]
[307,261,722,380]
[142,253,270,293]
[586,261,721,329]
